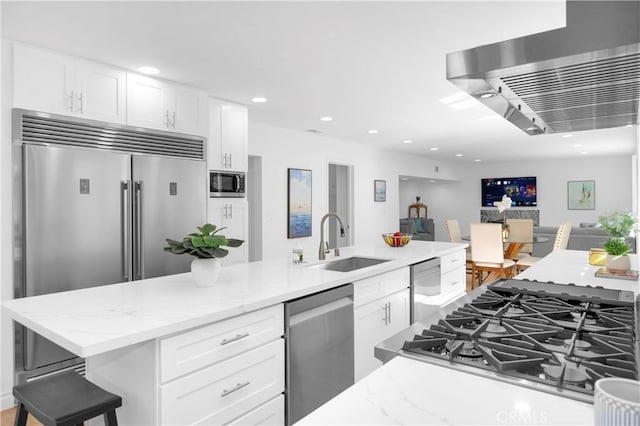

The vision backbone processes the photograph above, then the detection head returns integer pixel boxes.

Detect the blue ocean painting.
[288,168,312,238]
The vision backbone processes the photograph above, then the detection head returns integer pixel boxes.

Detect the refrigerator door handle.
[134,180,144,280]
[121,180,132,281]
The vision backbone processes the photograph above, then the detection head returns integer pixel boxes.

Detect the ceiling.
[2,1,637,163]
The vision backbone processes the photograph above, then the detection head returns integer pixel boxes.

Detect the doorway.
[248,155,262,262]
[328,163,354,248]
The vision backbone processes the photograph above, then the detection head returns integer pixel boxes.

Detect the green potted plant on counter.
[165,223,244,287]
[598,211,637,273]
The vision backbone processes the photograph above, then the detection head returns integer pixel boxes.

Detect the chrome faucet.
[319,212,346,260]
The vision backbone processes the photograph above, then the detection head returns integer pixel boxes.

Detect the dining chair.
[516,222,572,271]
[445,219,473,275]
[506,219,534,259]
[469,223,516,289]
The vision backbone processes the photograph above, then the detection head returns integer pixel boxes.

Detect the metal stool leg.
[104,410,118,426]
[14,403,28,426]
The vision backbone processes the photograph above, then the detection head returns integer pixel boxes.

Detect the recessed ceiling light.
[320,116,333,122]
[400,177,409,181]
[455,153,463,157]
[525,126,537,131]
[474,91,497,99]
[580,151,589,155]
[251,96,267,103]
[429,180,436,184]
[367,129,379,134]
[573,143,583,148]
[137,66,159,75]
[429,147,439,151]
[562,134,573,138]
[474,159,481,162]
[402,140,412,144]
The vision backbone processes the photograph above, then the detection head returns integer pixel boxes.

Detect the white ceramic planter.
[191,258,222,287]
[605,254,631,274]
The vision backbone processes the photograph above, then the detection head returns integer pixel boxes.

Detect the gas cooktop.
[377,279,638,403]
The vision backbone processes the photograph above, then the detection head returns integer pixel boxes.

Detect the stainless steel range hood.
[446,0,640,135]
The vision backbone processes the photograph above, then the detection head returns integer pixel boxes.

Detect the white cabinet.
[208,199,248,264]
[127,73,206,135]
[86,304,285,426]
[209,98,248,171]
[353,267,410,381]
[13,43,126,123]
[414,249,466,307]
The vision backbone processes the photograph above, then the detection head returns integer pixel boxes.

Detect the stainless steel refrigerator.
[14,109,206,382]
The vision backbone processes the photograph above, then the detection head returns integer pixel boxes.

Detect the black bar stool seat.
[13,370,122,426]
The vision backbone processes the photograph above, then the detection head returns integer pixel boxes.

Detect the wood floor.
[1,405,42,426]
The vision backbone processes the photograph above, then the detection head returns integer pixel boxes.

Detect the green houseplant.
[165,224,244,287]
[598,211,637,273]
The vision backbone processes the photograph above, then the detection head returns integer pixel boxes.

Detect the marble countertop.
[301,249,638,425]
[298,356,594,425]
[2,241,466,357]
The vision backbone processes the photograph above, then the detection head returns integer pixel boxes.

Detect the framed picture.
[288,168,312,238]
[567,180,595,210]
[374,179,386,202]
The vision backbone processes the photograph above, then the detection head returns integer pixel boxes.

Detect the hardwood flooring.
[1,405,42,426]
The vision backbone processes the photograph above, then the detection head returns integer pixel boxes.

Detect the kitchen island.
[2,241,466,424]
[299,249,639,425]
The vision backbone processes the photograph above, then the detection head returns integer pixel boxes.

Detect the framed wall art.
[374,179,386,202]
[288,168,312,238]
[567,180,595,210]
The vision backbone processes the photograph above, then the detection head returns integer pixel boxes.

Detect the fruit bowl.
[382,233,412,247]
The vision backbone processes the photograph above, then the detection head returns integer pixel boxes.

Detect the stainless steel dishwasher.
[410,257,441,323]
[285,283,354,425]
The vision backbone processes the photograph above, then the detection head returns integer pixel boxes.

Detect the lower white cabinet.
[208,199,248,264]
[160,339,284,425]
[353,268,410,381]
[86,304,284,426]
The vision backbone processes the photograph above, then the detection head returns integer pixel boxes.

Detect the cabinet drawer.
[354,267,409,306]
[160,339,284,426]
[440,250,466,274]
[228,394,284,426]
[441,266,465,297]
[160,304,283,382]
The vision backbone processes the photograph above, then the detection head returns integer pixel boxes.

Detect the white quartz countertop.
[2,241,465,357]
[297,356,594,425]
[516,249,639,294]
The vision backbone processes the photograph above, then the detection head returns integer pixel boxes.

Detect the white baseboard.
[1,390,15,410]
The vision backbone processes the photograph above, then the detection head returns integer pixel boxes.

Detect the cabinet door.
[75,61,126,123]
[127,73,170,130]
[354,288,409,381]
[14,43,73,115]
[220,104,248,171]
[173,86,205,136]
[207,200,248,265]
[227,395,284,426]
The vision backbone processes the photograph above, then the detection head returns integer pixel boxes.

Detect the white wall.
[247,122,464,262]
[402,155,635,242]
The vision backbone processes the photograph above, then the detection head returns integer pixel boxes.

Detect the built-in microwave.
[209,170,246,197]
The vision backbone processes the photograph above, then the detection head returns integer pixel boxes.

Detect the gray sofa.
[399,217,435,241]
[532,224,637,257]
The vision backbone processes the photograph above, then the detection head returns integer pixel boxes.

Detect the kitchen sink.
[308,256,390,272]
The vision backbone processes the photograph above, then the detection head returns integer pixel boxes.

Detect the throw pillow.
[413,218,425,233]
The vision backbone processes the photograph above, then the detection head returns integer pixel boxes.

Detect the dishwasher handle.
[289,297,353,327]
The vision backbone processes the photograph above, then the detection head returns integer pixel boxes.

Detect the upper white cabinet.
[127,73,206,136]
[13,43,126,123]
[209,98,248,172]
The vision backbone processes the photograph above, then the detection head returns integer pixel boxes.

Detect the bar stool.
[13,370,122,426]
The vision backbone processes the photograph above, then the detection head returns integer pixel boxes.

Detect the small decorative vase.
[191,258,222,287]
[502,224,510,241]
[605,255,631,274]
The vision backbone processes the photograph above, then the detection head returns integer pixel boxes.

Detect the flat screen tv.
[481,176,537,207]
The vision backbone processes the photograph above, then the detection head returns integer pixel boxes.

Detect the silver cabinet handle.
[229,153,232,169]
[134,181,144,280]
[223,204,228,219]
[223,153,229,168]
[68,90,74,111]
[221,381,250,397]
[229,203,233,219]
[220,332,250,346]
[382,304,388,325]
[165,110,170,128]
[121,181,131,281]
[388,302,391,324]
[78,92,84,114]
[171,111,176,128]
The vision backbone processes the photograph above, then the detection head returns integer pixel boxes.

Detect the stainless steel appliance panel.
[410,257,440,323]
[24,144,131,370]
[132,155,206,279]
[285,284,354,425]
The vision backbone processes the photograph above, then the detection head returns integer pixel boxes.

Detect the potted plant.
[598,211,637,273]
[165,223,244,287]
